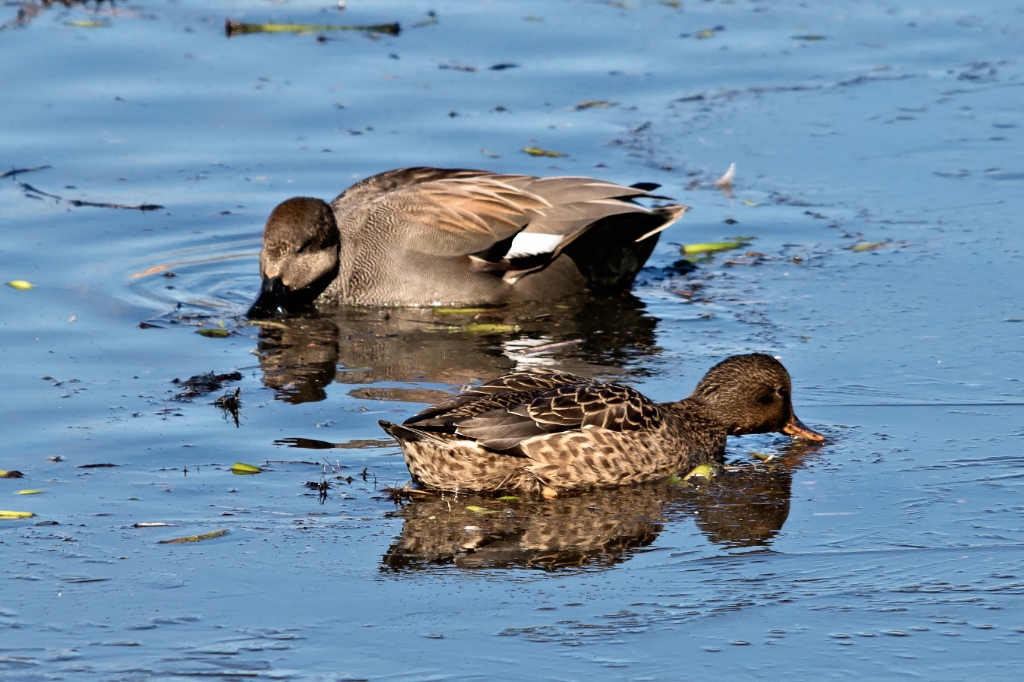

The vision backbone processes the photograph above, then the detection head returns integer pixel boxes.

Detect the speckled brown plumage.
[379,354,825,493]
[246,167,688,316]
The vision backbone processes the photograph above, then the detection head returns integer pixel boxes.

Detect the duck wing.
[334,168,684,277]
[438,380,663,452]
[404,369,588,427]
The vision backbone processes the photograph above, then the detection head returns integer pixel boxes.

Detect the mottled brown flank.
[380,354,820,492]
[254,167,688,307]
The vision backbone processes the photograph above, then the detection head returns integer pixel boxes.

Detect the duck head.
[689,354,824,442]
[246,197,340,319]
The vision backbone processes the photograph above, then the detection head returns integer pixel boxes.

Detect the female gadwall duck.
[379,354,824,493]
[246,167,687,316]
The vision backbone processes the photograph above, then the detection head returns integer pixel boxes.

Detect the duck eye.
[776,387,788,399]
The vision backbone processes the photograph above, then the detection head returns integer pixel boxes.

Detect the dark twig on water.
[383,482,434,503]
[18,182,61,200]
[1,165,51,178]
[68,199,164,211]
[213,388,242,427]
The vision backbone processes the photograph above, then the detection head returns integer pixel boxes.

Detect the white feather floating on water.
[714,162,736,188]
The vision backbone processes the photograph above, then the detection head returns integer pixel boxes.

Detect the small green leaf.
[496,495,520,501]
[851,241,887,252]
[7,280,34,290]
[433,307,488,314]
[465,505,498,514]
[522,146,567,158]
[461,323,520,334]
[682,242,747,256]
[16,489,44,495]
[0,510,35,520]
[666,474,683,485]
[230,462,263,475]
[158,529,228,544]
[196,328,230,338]
[683,464,717,481]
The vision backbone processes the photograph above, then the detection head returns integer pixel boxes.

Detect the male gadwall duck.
[246,167,688,316]
[379,354,824,493]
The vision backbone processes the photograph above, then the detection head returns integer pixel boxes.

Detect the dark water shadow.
[252,293,660,404]
[380,442,823,572]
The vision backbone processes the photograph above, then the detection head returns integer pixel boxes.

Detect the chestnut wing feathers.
[404,372,662,453]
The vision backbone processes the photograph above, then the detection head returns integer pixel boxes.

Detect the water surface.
[3,0,1024,678]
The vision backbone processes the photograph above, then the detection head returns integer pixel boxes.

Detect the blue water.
[3,0,1024,678]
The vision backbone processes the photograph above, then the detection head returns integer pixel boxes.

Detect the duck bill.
[782,413,825,442]
[246,276,287,319]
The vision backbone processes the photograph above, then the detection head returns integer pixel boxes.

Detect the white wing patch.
[507,232,564,258]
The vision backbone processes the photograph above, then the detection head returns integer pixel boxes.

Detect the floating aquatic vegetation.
[230,462,262,475]
[172,371,242,400]
[0,511,35,520]
[16,490,43,495]
[0,470,25,479]
[225,20,400,37]
[158,529,229,544]
[684,464,718,481]
[793,35,826,41]
[850,241,887,252]
[7,280,34,290]
[65,19,110,28]
[522,146,566,158]
[461,323,520,334]
[682,25,724,39]
[575,100,618,110]
[466,505,498,514]
[433,307,488,314]
[681,239,753,256]
[196,328,229,338]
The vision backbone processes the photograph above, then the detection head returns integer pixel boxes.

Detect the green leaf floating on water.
[433,307,489,314]
[462,323,520,334]
[681,241,750,256]
[196,328,230,338]
[465,505,498,514]
[0,510,35,520]
[230,462,263,475]
[158,529,229,544]
[666,474,683,485]
[496,495,520,501]
[522,146,567,158]
[7,280,34,290]
[683,464,717,481]
[16,490,44,495]
[65,20,110,28]
[225,20,401,37]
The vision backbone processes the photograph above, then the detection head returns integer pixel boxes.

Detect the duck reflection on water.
[382,442,821,571]
[252,293,660,404]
